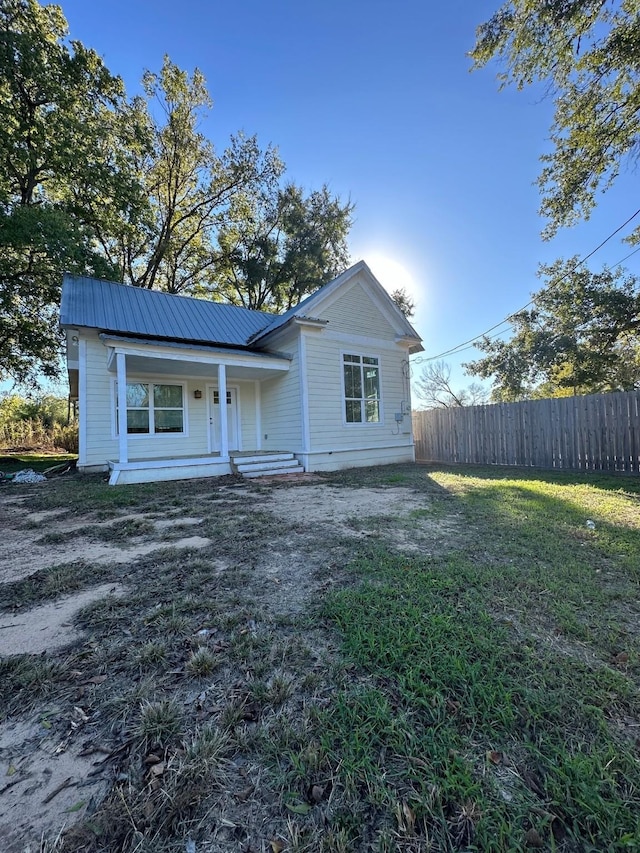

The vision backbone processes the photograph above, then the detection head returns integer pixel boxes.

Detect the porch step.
[231,452,304,479]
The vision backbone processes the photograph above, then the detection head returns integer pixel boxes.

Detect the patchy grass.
[1,464,639,852]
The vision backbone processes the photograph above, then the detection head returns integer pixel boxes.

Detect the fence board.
[413,391,640,474]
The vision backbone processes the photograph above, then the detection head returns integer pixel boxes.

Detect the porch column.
[116,351,128,465]
[218,362,228,457]
[254,380,262,450]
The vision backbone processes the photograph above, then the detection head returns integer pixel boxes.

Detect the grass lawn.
[1,464,639,852]
[0,451,77,475]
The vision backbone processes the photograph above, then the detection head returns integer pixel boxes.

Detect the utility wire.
[416,207,640,364]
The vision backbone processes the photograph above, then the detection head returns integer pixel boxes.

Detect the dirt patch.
[0,501,212,586]
[152,516,203,530]
[262,484,458,554]
[0,583,126,655]
[0,713,109,853]
[262,484,428,527]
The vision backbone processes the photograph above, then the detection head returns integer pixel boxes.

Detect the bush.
[0,394,77,452]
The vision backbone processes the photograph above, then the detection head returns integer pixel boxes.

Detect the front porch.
[108,451,304,486]
[100,335,294,485]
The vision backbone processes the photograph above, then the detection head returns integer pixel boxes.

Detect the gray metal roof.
[60,275,277,347]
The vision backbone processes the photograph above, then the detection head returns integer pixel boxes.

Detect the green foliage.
[0,392,77,450]
[216,181,353,311]
[389,287,415,319]
[472,0,640,240]
[465,259,640,399]
[0,0,142,384]
[318,469,640,849]
[0,8,354,383]
[0,393,68,428]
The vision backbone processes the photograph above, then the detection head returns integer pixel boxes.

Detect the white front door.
[210,387,239,452]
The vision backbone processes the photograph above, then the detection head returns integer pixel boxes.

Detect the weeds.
[135,699,184,749]
[3,464,640,851]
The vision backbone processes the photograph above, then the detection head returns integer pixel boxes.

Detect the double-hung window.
[116,382,185,435]
[343,354,381,423]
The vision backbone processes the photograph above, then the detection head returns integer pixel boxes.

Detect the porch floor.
[123,450,290,464]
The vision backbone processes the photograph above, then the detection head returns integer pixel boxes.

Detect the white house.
[60,260,423,485]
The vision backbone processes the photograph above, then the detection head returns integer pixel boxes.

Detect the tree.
[94,56,352,308]
[414,360,489,409]
[0,0,143,384]
[95,57,285,296]
[390,288,415,319]
[471,0,640,240]
[0,5,355,383]
[464,259,640,399]
[215,182,353,311]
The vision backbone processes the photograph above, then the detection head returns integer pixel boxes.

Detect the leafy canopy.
[464,259,640,400]
[0,4,354,385]
[0,0,142,385]
[472,0,640,240]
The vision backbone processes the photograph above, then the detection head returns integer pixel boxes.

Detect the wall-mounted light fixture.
[194,389,202,399]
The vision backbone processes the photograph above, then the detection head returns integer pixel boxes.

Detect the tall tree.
[0,5,355,383]
[472,0,640,240]
[215,182,353,311]
[414,360,489,409]
[0,0,143,384]
[464,259,640,399]
[96,56,284,296]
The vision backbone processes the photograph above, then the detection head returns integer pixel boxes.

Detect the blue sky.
[56,0,639,394]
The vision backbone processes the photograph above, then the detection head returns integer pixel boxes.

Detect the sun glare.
[365,253,417,301]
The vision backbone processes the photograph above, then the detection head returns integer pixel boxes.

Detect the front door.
[209,387,239,452]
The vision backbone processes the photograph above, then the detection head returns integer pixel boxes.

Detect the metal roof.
[60,275,277,347]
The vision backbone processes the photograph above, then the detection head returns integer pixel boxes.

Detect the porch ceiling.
[112,354,286,381]
[101,334,290,381]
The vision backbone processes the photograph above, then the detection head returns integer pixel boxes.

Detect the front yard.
[0,464,639,852]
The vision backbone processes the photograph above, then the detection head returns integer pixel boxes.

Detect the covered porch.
[101,335,292,485]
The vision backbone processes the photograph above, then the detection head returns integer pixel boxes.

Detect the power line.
[416,207,640,364]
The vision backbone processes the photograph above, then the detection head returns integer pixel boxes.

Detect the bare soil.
[0,471,452,852]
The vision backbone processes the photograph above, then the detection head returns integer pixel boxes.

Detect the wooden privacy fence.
[412,391,640,473]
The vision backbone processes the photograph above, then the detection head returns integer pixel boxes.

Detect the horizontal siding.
[261,334,302,450]
[84,337,117,466]
[83,337,218,466]
[302,445,415,473]
[238,381,258,451]
[304,332,413,451]
[318,277,396,338]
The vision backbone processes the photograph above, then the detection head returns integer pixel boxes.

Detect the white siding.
[304,330,413,453]
[298,445,415,473]
[237,381,258,451]
[80,335,259,468]
[318,277,397,338]
[83,335,117,468]
[260,332,303,451]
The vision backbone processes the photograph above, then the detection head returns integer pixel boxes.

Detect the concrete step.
[242,464,304,479]
[231,453,294,466]
[236,458,300,474]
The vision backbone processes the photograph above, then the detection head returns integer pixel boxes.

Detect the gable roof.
[60,261,423,353]
[250,260,423,352]
[60,275,275,348]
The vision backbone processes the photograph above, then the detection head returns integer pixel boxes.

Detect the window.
[343,354,380,423]
[213,390,232,405]
[116,382,184,435]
